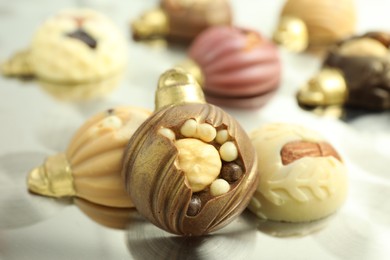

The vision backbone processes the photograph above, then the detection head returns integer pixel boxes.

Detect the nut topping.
[281,141,341,165]
[248,123,348,223]
[176,138,221,192]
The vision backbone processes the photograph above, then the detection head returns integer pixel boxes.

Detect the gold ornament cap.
[132,8,170,40]
[297,67,348,107]
[27,153,76,198]
[155,68,206,110]
[273,16,308,52]
[175,59,205,87]
[1,50,34,77]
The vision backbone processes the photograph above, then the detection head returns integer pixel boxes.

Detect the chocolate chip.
[106,108,115,115]
[66,28,97,49]
[221,162,243,183]
[187,196,201,216]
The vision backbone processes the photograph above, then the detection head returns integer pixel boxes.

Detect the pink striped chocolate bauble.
[188,26,281,109]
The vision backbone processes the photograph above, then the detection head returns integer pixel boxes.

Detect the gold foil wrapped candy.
[1,9,128,100]
[28,106,151,208]
[248,123,348,222]
[122,69,259,236]
[273,0,356,53]
[132,0,232,43]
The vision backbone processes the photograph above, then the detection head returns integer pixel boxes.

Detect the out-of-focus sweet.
[122,68,259,236]
[74,198,134,230]
[132,0,232,43]
[178,26,281,109]
[273,0,356,53]
[1,9,127,100]
[298,31,390,112]
[248,123,348,222]
[27,106,151,208]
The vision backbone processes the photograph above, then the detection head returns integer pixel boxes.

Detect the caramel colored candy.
[279,0,356,51]
[132,0,232,43]
[28,106,151,208]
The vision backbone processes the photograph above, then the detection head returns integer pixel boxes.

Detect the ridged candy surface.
[123,103,259,235]
[66,106,151,208]
[162,0,232,42]
[323,32,390,110]
[281,0,356,48]
[30,9,127,84]
[248,123,348,222]
[188,26,281,108]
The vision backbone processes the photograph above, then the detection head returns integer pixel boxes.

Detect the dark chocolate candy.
[187,196,202,216]
[324,34,390,110]
[67,28,97,49]
[221,162,243,183]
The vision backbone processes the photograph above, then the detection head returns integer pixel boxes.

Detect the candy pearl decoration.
[181,119,198,137]
[197,123,217,142]
[216,129,229,144]
[175,138,221,192]
[219,141,238,162]
[158,128,176,141]
[188,26,281,108]
[210,179,230,196]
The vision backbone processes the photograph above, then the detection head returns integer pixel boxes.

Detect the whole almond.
[281,141,341,165]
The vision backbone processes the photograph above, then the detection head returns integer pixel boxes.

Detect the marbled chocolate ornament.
[122,69,259,236]
[28,106,151,208]
[179,26,281,109]
[132,0,232,43]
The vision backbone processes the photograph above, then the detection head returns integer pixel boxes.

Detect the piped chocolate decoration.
[67,28,97,49]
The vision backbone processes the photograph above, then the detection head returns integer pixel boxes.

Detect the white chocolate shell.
[248,123,348,222]
[74,198,134,230]
[30,9,127,86]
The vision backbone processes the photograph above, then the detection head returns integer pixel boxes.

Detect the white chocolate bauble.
[29,9,127,95]
[248,123,348,222]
